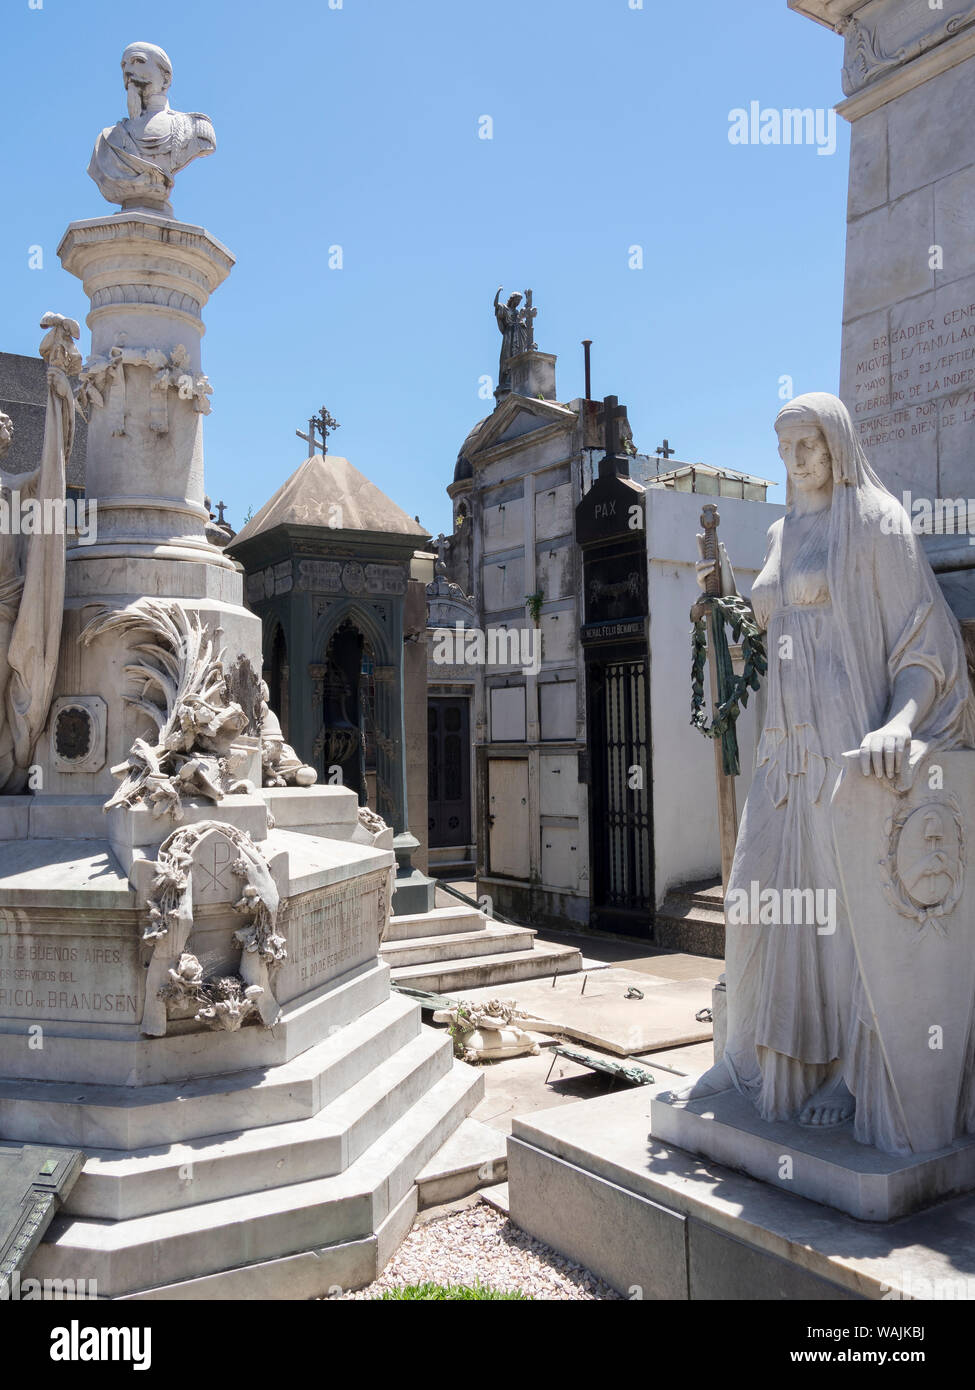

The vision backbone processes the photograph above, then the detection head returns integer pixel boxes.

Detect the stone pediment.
[470,396,575,458]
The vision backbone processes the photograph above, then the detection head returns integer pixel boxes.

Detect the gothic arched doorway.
[317,618,393,823]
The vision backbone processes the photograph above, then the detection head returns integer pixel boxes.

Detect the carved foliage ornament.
[80,600,252,820]
[76,344,212,435]
[840,6,975,95]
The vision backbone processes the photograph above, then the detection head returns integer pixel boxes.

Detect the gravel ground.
[330,1201,622,1300]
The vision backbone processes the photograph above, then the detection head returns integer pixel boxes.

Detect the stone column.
[59,212,234,565]
[790,0,975,617]
[34,210,263,800]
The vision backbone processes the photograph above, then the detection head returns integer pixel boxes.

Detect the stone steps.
[653,877,725,957]
[30,1059,484,1299]
[0,959,392,1088]
[416,1118,508,1208]
[389,938,583,994]
[384,906,488,941]
[382,921,537,968]
[0,992,421,1149]
[66,1026,454,1220]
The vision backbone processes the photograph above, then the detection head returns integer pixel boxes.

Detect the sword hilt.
[701,503,721,599]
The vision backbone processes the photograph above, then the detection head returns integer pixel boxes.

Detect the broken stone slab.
[460,968,714,1057]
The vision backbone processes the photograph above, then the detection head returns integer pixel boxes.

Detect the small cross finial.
[216,500,228,524]
[523,288,537,352]
[295,405,341,457]
[656,438,676,460]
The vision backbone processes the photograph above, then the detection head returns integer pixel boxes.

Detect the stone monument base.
[650,1088,975,1222]
[22,965,481,1299]
[1,786,482,1298]
[507,1086,975,1301]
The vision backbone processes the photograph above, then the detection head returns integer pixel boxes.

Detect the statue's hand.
[46,368,74,406]
[694,536,737,596]
[859,719,912,779]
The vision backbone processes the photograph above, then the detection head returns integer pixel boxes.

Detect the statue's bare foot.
[798,1076,855,1128]
[664,1057,733,1103]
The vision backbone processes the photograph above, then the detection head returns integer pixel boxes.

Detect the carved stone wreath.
[143,820,286,1036]
[881,794,965,932]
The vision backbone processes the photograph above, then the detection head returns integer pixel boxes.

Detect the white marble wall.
[646,488,784,904]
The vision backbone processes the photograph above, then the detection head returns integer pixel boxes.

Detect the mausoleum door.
[588,656,652,934]
[428,697,471,848]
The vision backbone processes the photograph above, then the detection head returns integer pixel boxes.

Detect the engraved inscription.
[0,933,139,1020]
[851,299,975,449]
[280,876,377,990]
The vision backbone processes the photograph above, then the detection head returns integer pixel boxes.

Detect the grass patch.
[374,1282,530,1300]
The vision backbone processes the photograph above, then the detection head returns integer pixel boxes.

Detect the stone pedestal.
[503,350,557,402]
[25,214,264,801]
[507,1086,975,1300]
[58,213,234,563]
[391,830,437,916]
[650,1087,975,1222]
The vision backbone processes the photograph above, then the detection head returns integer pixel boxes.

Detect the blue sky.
[2,0,847,536]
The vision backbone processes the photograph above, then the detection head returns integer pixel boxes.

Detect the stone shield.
[832,748,975,1153]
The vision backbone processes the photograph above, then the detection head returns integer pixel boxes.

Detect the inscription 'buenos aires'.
[0,934,140,1021]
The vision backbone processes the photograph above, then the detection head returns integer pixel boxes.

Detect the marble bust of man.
[88,42,215,217]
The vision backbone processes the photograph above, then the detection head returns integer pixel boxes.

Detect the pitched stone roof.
[230,453,429,547]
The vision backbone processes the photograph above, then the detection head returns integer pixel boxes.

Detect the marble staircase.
[381,906,583,993]
[23,962,483,1299]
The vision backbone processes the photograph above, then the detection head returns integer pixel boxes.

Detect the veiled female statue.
[0,314,79,792]
[681,392,975,1153]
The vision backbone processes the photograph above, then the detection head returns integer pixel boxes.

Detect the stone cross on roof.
[296,406,340,458]
[598,395,628,480]
[603,395,627,459]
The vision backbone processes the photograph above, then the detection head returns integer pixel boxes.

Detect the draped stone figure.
[493,287,530,390]
[0,314,79,792]
[88,42,215,217]
[678,393,975,1154]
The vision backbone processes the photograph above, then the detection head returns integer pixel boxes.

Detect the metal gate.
[589,658,652,929]
[427,697,471,849]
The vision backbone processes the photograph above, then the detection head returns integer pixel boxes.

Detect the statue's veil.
[775,391,975,752]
